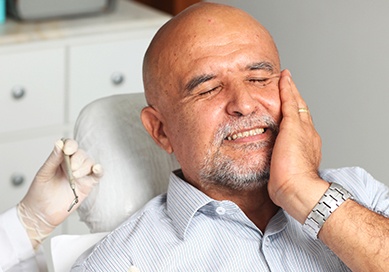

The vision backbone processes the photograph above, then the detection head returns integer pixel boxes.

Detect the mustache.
[213,115,279,144]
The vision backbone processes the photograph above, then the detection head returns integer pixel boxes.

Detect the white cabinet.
[0,47,66,211]
[0,48,65,133]
[0,0,170,234]
[0,134,63,211]
[68,31,154,122]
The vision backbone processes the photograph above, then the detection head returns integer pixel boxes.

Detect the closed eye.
[249,78,271,86]
[249,76,279,88]
[199,85,222,96]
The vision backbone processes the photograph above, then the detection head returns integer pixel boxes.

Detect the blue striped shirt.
[71,167,389,271]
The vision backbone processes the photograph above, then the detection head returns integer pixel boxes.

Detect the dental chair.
[50,93,179,271]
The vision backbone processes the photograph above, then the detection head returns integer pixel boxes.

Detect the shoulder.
[72,193,168,270]
[319,167,389,215]
[319,166,383,190]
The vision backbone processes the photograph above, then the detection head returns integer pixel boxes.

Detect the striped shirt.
[71,167,389,271]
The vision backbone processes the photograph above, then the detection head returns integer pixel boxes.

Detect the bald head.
[142,2,279,108]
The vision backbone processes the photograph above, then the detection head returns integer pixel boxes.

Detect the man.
[72,2,389,271]
[0,139,102,272]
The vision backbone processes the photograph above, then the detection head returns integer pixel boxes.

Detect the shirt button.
[264,237,271,247]
[216,206,226,215]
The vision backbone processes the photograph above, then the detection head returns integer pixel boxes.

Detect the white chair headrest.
[74,93,179,232]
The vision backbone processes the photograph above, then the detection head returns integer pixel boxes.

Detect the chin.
[199,139,274,190]
[199,157,271,191]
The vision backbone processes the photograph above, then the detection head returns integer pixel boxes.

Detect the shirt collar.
[166,170,213,240]
[166,170,290,240]
[265,208,289,236]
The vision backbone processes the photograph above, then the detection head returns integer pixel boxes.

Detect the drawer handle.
[11,86,26,100]
[111,72,125,85]
[11,174,25,187]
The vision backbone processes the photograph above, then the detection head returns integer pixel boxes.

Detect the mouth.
[225,127,266,141]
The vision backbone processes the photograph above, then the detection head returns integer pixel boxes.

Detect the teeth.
[227,128,265,141]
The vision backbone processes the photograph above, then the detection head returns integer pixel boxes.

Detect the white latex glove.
[17,139,103,249]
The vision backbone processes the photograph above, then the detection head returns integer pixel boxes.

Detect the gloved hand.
[17,138,103,250]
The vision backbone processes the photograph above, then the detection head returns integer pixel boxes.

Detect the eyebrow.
[247,61,275,72]
[185,74,216,93]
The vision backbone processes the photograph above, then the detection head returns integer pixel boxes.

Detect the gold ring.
[298,108,309,113]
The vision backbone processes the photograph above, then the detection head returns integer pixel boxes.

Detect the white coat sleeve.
[0,207,45,272]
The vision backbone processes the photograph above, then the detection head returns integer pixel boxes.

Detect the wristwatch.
[303,182,353,239]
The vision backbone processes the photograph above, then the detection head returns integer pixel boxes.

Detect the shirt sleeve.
[320,167,389,215]
[0,206,44,272]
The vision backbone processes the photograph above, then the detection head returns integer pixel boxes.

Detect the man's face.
[155,19,282,191]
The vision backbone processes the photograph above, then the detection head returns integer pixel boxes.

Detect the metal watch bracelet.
[303,182,353,239]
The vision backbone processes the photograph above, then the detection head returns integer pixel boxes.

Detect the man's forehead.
[143,2,279,103]
[146,2,273,72]
[180,51,278,77]
[157,3,267,45]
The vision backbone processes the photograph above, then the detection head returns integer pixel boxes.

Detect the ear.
[141,106,173,154]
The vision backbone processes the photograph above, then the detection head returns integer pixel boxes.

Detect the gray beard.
[199,115,278,191]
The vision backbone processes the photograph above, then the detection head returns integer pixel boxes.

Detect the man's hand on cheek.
[268,69,328,224]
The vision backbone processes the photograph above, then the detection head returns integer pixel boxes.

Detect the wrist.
[17,202,56,250]
[272,177,329,224]
[303,182,353,239]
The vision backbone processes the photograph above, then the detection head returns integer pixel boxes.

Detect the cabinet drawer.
[0,48,65,133]
[68,34,154,122]
[0,134,62,212]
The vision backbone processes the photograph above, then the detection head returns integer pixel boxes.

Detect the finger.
[286,70,307,109]
[62,138,79,156]
[76,164,103,186]
[35,140,65,180]
[73,158,95,178]
[288,75,313,122]
[68,149,88,170]
[91,164,104,178]
[279,69,299,119]
[73,164,102,196]
[70,150,93,174]
[67,148,103,179]
[280,69,313,123]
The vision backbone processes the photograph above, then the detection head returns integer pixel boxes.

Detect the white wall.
[206,0,389,186]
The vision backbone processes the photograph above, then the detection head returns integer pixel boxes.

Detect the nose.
[225,86,259,117]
